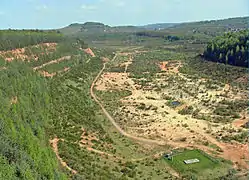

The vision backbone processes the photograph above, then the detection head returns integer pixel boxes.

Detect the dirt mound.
[83,48,95,57]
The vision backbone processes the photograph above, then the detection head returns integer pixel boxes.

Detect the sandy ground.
[95,53,249,170]
[232,111,249,128]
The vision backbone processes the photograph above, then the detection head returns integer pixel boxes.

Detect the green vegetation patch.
[180,56,248,89]
[0,62,66,179]
[204,30,249,67]
[0,29,64,51]
[128,50,185,78]
[165,149,219,174]
[40,57,76,73]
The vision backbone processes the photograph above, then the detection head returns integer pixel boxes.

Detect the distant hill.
[167,16,249,36]
[59,22,178,35]
[59,16,249,38]
[133,16,249,43]
[138,23,178,30]
[59,22,143,35]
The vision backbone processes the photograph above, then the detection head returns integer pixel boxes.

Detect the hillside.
[63,16,248,50]
[0,31,179,180]
[60,16,249,40]
[0,30,64,51]
[0,30,68,179]
[168,16,249,36]
[1,16,249,180]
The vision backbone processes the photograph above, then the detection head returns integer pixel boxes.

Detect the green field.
[165,150,219,173]
[163,149,234,179]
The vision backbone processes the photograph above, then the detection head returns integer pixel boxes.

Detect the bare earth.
[94,52,249,170]
[0,43,57,62]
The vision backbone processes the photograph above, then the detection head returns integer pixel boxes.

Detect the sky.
[0,0,248,29]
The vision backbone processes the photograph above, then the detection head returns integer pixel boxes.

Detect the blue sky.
[0,0,248,29]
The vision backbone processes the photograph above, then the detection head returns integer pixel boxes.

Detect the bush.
[178,106,194,115]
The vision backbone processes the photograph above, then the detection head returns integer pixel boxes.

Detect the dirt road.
[91,51,249,170]
[90,54,166,146]
[50,138,77,174]
[33,56,71,70]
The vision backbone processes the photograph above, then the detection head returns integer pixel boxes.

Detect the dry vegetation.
[95,51,249,171]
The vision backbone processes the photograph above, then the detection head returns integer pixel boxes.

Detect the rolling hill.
[59,22,143,35]
[1,16,248,180]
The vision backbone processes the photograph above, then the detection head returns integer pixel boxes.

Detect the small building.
[164,152,173,160]
[184,158,200,164]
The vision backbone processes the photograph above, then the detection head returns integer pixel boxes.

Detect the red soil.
[0,43,57,62]
[233,111,249,128]
[83,48,95,57]
[159,62,168,71]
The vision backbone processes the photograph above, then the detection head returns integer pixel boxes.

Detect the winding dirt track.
[90,54,166,146]
[50,138,77,174]
[90,52,249,171]
[33,56,71,70]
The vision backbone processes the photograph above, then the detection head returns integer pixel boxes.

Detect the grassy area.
[165,150,219,172]
[127,50,185,78]
[39,57,78,73]
[164,149,232,179]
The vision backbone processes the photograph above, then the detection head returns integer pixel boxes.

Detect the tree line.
[0,30,64,51]
[135,31,181,41]
[203,30,249,67]
[0,62,66,179]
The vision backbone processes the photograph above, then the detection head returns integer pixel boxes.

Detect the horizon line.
[0,15,248,30]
